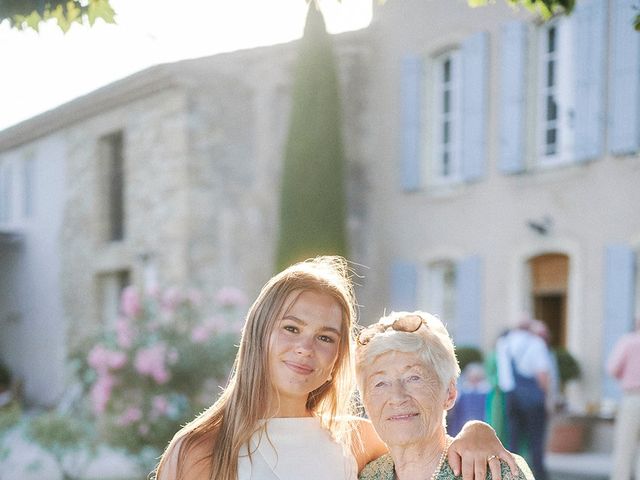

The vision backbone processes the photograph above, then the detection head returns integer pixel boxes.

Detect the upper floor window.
[536,19,574,166]
[400,32,488,191]
[99,131,125,242]
[432,50,462,184]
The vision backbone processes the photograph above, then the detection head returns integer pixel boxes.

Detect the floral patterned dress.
[358,454,534,480]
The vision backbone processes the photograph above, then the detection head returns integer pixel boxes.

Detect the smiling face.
[362,350,455,448]
[268,289,344,416]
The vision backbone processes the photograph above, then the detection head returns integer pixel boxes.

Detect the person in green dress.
[356,311,534,480]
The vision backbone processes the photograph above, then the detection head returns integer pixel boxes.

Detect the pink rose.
[117,406,142,426]
[151,395,169,419]
[134,344,170,384]
[115,317,136,349]
[161,287,182,314]
[120,286,141,318]
[90,374,116,414]
[88,345,127,373]
[191,325,211,343]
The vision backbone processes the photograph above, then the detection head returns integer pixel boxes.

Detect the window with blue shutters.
[499,0,606,173]
[417,256,482,346]
[400,32,488,190]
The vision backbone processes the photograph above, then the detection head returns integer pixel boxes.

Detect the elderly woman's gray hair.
[355,311,461,394]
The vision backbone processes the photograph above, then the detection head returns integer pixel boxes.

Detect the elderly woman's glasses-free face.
[357,314,426,345]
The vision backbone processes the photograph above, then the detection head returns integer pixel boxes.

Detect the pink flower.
[191,325,212,343]
[161,287,183,314]
[134,344,170,384]
[151,395,169,418]
[88,345,127,374]
[90,374,116,414]
[115,317,136,349]
[138,424,150,436]
[120,286,141,319]
[214,287,247,308]
[117,406,142,426]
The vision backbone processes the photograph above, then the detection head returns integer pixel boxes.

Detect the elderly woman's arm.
[447,420,518,480]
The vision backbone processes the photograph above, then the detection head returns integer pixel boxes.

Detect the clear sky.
[0,0,371,131]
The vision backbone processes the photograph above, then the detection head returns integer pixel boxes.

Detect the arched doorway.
[528,253,569,348]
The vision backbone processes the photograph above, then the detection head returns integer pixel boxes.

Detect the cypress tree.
[275,4,348,271]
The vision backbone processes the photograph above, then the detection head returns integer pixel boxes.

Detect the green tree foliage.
[0,0,115,32]
[275,4,348,270]
[468,0,575,19]
[3,0,638,34]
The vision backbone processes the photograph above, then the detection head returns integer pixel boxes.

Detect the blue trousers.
[505,391,548,480]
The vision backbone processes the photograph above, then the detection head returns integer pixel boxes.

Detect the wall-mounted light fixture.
[527,215,554,236]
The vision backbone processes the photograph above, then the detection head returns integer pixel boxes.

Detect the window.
[97,270,130,327]
[432,50,462,183]
[536,19,574,166]
[99,132,125,242]
[421,260,457,330]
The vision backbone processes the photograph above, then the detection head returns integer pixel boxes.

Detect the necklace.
[429,437,452,480]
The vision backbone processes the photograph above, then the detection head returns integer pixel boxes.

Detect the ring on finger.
[487,454,500,462]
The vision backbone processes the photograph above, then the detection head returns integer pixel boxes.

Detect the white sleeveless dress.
[237,417,358,480]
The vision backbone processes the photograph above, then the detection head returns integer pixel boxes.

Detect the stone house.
[0,32,372,406]
[1,0,639,411]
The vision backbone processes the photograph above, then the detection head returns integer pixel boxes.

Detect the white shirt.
[496,329,552,392]
[237,417,358,480]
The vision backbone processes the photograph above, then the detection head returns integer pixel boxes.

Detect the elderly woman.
[356,311,534,480]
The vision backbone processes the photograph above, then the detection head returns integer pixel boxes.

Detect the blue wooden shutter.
[461,32,489,182]
[401,55,423,191]
[609,0,640,155]
[455,255,482,347]
[603,244,636,399]
[573,0,606,162]
[390,260,418,311]
[499,21,528,174]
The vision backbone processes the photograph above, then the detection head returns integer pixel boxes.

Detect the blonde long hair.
[154,256,358,480]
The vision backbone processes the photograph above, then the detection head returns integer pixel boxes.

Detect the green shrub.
[554,347,580,388]
[456,346,484,372]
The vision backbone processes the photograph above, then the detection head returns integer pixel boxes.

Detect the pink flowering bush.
[73,285,245,460]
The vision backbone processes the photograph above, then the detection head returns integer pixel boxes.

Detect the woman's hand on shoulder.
[447,421,518,480]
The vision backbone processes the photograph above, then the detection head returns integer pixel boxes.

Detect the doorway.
[528,253,569,348]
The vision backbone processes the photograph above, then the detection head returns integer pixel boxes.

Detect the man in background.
[607,316,640,480]
[497,316,552,480]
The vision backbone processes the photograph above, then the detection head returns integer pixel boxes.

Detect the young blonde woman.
[154,256,515,480]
